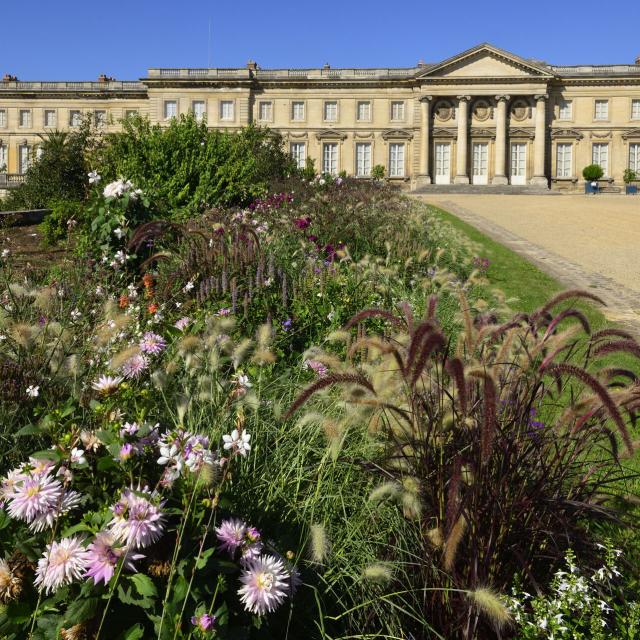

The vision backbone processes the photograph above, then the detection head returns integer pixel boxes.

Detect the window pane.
[323,143,338,175]
[18,145,31,174]
[389,143,405,177]
[292,102,304,120]
[356,143,371,176]
[592,143,608,174]
[290,142,306,169]
[391,101,404,120]
[193,101,206,121]
[630,144,640,172]
[69,110,81,127]
[95,110,107,127]
[164,101,177,119]
[559,99,572,120]
[595,100,608,120]
[0,110,6,127]
[324,102,337,121]
[556,143,572,177]
[125,110,138,119]
[632,100,640,120]
[44,110,56,127]
[259,102,272,120]
[19,110,31,127]
[0,144,7,171]
[357,102,370,121]
[220,101,234,120]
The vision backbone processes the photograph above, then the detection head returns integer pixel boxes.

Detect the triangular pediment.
[418,44,555,79]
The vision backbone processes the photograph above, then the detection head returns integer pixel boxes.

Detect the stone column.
[454,95,470,184]
[530,94,548,186]
[417,96,432,185]
[492,95,510,185]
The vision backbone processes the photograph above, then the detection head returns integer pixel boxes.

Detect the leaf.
[195,546,215,570]
[96,429,118,445]
[131,573,158,598]
[29,450,61,462]
[60,522,94,537]
[15,424,43,437]
[122,624,146,640]
[116,584,154,610]
[64,597,99,626]
[97,455,117,472]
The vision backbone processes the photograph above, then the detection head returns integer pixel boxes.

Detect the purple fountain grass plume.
[601,368,639,384]
[283,373,376,421]
[343,308,405,331]
[590,327,637,343]
[281,274,288,307]
[542,363,634,455]
[410,332,446,386]
[542,309,591,340]
[446,456,463,533]
[592,339,640,360]
[536,289,606,318]
[398,301,414,334]
[405,321,438,377]
[221,267,228,294]
[427,294,438,320]
[467,369,498,465]
[458,291,475,353]
[231,278,238,313]
[445,357,467,414]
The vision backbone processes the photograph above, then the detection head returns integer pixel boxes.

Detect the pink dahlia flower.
[215,518,246,555]
[109,487,166,549]
[139,332,167,355]
[84,531,144,585]
[34,536,91,594]
[238,554,290,615]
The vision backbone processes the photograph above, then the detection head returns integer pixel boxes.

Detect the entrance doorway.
[472,142,488,185]
[510,143,527,185]
[434,142,451,184]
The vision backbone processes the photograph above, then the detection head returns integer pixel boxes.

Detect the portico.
[414,45,554,188]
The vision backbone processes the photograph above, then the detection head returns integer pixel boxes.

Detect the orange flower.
[142,273,154,289]
[147,303,159,314]
[118,295,129,309]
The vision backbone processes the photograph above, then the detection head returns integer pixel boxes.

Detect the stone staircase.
[412,184,558,195]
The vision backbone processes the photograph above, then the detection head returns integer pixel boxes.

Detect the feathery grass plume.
[10,323,38,349]
[361,563,394,584]
[401,477,422,519]
[8,283,29,298]
[324,330,351,345]
[232,338,253,369]
[544,363,634,455]
[458,290,475,353]
[405,320,437,376]
[308,523,330,565]
[343,308,404,331]
[177,335,202,355]
[409,331,445,386]
[467,369,497,464]
[542,308,591,340]
[445,357,467,414]
[443,514,467,571]
[110,345,141,372]
[591,327,637,343]
[33,286,57,312]
[469,587,512,630]
[368,482,401,504]
[426,527,444,549]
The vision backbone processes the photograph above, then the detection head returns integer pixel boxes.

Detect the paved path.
[415,194,640,332]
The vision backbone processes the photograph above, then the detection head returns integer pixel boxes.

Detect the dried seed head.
[469,587,512,629]
[308,523,330,564]
[362,563,394,584]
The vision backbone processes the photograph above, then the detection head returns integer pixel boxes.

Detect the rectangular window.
[389,143,405,177]
[592,143,609,175]
[192,101,206,121]
[630,143,640,172]
[290,142,306,170]
[355,142,372,176]
[220,100,234,121]
[390,101,405,121]
[0,109,7,128]
[291,101,305,121]
[124,110,138,119]
[324,101,338,121]
[556,143,572,177]
[258,101,272,121]
[632,100,640,120]
[163,100,178,120]
[19,109,31,128]
[94,110,107,127]
[594,100,608,120]
[558,99,572,120]
[357,101,371,121]
[44,110,56,127]
[18,145,30,174]
[69,110,82,127]
[0,144,7,171]
[322,143,338,175]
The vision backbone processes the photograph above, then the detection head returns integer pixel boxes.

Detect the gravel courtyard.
[417,194,640,331]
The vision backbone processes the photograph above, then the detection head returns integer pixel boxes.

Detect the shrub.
[39,199,84,245]
[94,114,295,213]
[582,164,604,181]
[371,164,385,180]
[624,168,638,183]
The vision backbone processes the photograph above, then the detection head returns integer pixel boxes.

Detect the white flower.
[183,280,195,292]
[70,448,87,466]
[91,375,123,394]
[113,227,125,239]
[235,374,252,389]
[222,429,251,457]
[88,170,101,184]
[70,309,81,321]
[26,385,39,398]
[1,249,9,259]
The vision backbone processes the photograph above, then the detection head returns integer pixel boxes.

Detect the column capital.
[420,95,433,103]
[534,94,549,102]
[456,95,471,102]
[495,94,510,102]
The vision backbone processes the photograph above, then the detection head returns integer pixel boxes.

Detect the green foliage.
[39,199,84,245]
[624,168,638,183]
[1,118,97,211]
[301,156,316,181]
[371,164,385,180]
[95,114,295,213]
[582,163,604,181]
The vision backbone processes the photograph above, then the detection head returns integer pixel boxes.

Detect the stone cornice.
[550,128,584,139]
[315,129,348,141]
[381,128,414,140]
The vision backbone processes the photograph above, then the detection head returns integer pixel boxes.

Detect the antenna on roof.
[207,18,212,68]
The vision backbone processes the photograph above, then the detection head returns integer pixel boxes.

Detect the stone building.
[3,43,640,191]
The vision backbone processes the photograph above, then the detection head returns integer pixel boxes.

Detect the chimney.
[417,59,426,67]
[322,62,331,70]
[246,60,258,71]
[98,74,114,83]
[635,55,640,65]
[2,74,17,83]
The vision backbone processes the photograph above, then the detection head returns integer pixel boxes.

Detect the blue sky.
[2,0,640,79]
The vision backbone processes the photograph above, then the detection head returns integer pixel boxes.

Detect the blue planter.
[585,182,599,194]
[626,184,638,195]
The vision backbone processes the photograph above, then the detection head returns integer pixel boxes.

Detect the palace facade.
[3,43,640,191]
